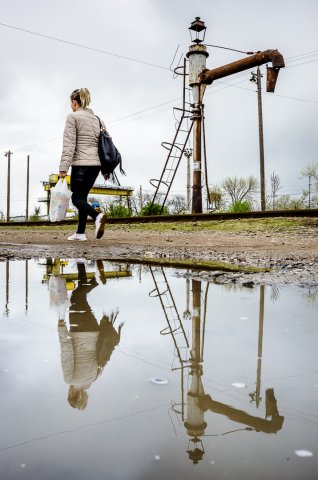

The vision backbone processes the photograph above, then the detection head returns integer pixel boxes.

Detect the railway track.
[0,209,317,227]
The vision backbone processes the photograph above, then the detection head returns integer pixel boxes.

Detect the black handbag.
[96,312,123,369]
[96,116,125,179]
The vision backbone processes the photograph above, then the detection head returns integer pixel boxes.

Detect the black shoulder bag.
[95,116,125,180]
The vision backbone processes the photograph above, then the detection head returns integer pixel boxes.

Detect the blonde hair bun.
[71,88,91,109]
[79,88,91,109]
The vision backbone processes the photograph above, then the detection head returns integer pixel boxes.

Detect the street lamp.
[187,18,209,213]
[189,17,207,44]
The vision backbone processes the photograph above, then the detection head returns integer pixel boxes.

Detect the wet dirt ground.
[0,219,317,288]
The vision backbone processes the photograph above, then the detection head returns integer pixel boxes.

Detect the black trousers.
[69,263,100,332]
[71,166,100,234]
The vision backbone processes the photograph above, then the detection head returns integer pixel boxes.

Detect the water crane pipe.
[199,49,285,92]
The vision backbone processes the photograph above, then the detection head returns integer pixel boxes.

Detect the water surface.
[0,259,317,479]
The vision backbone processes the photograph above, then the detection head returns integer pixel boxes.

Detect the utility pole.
[187,18,209,214]
[308,175,311,209]
[139,185,143,213]
[4,150,13,222]
[251,68,266,211]
[26,155,30,221]
[184,148,192,211]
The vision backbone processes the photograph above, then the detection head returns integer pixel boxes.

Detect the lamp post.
[187,18,209,214]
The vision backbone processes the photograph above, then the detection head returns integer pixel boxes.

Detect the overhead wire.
[3,41,318,152]
[0,21,170,71]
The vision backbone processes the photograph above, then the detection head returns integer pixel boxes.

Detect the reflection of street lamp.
[184,279,207,463]
[184,148,192,211]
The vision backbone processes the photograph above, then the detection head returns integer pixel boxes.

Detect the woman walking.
[59,88,106,241]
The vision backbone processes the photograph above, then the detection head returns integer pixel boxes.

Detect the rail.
[0,209,317,227]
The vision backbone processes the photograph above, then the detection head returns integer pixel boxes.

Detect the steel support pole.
[187,155,191,210]
[26,155,30,221]
[192,106,203,213]
[184,149,192,211]
[257,67,266,211]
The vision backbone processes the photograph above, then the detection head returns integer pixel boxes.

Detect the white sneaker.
[95,213,106,239]
[68,233,87,241]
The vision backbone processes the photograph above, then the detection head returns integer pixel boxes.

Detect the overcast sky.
[1,0,317,216]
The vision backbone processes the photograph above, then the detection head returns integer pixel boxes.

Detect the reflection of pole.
[26,155,30,221]
[25,259,29,312]
[255,285,265,408]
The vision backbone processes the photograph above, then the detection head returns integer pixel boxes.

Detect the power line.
[216,78,318,104]
[6,52,318,152]
[286,58,318,69]
[0,21,170,71]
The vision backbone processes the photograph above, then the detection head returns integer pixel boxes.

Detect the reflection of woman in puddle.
[58,261,123,410]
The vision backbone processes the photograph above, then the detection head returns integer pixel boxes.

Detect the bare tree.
[167,195,187,214]
[301,163,318,208]
[221,176,259,206]
[208,185,224,211]
[270,171,283,210]
[274,194,307,210]
[130,190,153,215]
[301,162,318,181]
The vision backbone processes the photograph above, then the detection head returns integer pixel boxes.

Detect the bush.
[228,200,252,213]
[141,201,169,216]
[107,204,132,218]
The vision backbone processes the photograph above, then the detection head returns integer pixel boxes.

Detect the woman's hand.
[59,171,67,178]
[103,173,110,181]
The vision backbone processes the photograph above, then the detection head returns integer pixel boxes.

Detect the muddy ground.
[0,218,317,288]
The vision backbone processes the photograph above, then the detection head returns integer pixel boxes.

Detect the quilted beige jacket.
[59,108,105,173]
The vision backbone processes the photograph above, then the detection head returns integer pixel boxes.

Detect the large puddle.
[0,259,317,479]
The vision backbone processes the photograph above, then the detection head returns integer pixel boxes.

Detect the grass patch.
[0,217,316,234]
[104,217,318,233]
[109,256,269,273]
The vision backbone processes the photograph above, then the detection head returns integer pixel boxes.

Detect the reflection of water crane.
[149,267,190,419]
[43,258,132,290]
[150,273,284,464]
[185,279,207,463]
[183,277,192,320]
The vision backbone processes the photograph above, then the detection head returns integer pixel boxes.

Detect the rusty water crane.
[187,17,285,213]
